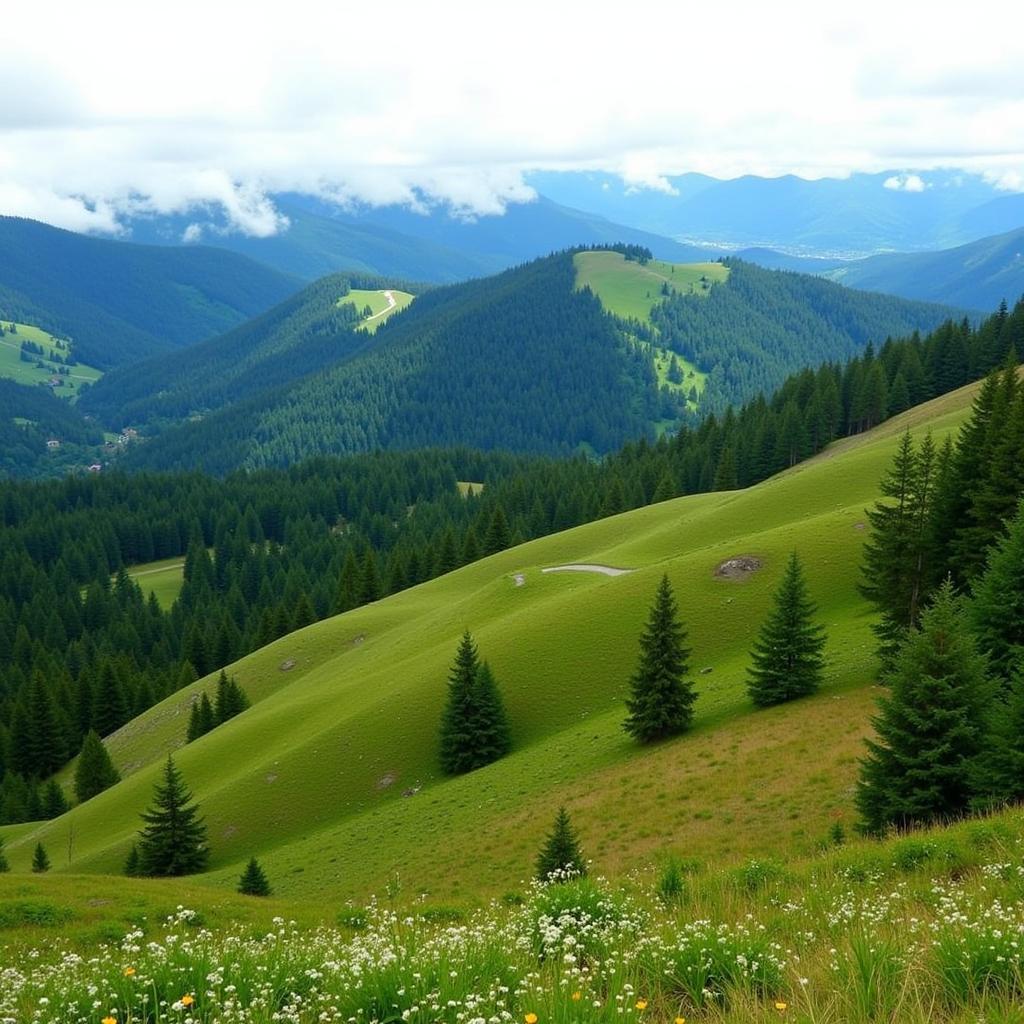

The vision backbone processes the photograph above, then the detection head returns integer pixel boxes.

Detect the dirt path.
[129,562,184,578]
[541,564,633,576]
[364,290,397,322]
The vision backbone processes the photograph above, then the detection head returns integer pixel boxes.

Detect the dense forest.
[648,259,962,411]
[83,251,958,474]
[0,217,298,368]
[1,296,1020,823]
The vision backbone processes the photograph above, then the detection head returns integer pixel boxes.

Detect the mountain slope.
[86,252,961,471]
[0,217,300,368]
[0,382,980,898]
[122,193,712,282]
[825,227,1024,311]
[530,169,1024,255]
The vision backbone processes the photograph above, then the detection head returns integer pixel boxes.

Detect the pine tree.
[439,632,482,775]
[91,660,128,737]
[623,575,696,742]
[0,838,9,873]
[238,856,272,896]
[482,504,512,556]
[470,661,512,765]
[124,843,141,876]
[198,692,215,734]
[856,580,992,834]
[971,660,1024,807]
[535,806,587,881]
[186,699,204,742]
[357,549,382,605]
[748,553,827,707]
[74,729,121,803]
[970,499,1024,683]
[214,671,250,724]
[31,842,50,873]
[137,756,209,876]
[42,779,69,818]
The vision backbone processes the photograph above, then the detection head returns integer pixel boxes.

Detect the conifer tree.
[970,499,1024,683]
[535,806,587,881]
[624,575,696,742]
[91,660,128,737]
[74,729,121,803]
[137,756,209,876]
[470,661,512,765]
[971,660,1024,807]
[439,631,480,775]
[856,580,992,834]
[42,779,69,818]
[198,692,215,734]
[482,504,512,556]
[186,699,204,742]
[357,549,382,605]
[461,526,480,565]
[0,838,9,873]
[31,842,50,873]
[238,856,272,896]
[214,671,250,724]
[124,843,141,876]
[748,553,827,707]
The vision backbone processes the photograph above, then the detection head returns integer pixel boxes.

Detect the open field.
[127,556,187,609]
[0,322,102,396]
[0,382,980,911]
[573,251,729,323]
[340,288,415,332]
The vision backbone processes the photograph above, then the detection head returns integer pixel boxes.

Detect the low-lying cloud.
[2,0,1023,236]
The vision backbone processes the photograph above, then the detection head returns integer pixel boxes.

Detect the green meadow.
[127,555,187,609]
[340,288,415,333]
[0,382,978,910]
[0,322,102,396]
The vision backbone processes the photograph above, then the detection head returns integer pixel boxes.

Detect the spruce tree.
[970,499,1024,683]
[186,699,204,742]
[624,575,696,742]
[748,553,826,707]
[439,632,480,775]
[470,661,512,765]
[482,504,512,556]
[197,692,215,735]
[74,729,121,803]
[214,671,249,724]
[238,856,272,896]
[971,660,1024,807]
[856,580,992,834]
[42,779,69,818]
[124,843,141,876]
[137,756,209,876]
[31,842,50,873]
[91,661,128,737]
[535,806,587,881]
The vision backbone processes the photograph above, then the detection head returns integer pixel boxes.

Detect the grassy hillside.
[574,252,729,322]
[341,287,416,332]
[0,321,102,395]
[0,381,979,903]
[0,217,300,368]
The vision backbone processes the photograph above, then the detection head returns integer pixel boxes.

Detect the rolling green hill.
[0,217,300,369]
[0,380,980,902]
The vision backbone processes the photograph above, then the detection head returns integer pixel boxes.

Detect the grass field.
[574,251,729,324]
[127,556,186,609]
[0,382,980,911]
[339,288,415,333]
[0,322,102,397]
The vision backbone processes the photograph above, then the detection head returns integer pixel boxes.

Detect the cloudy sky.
[3,0,1023,235]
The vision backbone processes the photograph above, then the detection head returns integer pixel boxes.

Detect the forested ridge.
[0,217,299,369]
[1,296,1020,824]
[94,251,958,474]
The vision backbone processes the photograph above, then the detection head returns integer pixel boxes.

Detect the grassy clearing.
[0,383,980,908]
[0,322,102,397]
[339,288,415,333]
[127,556,186,609]
[4,809,1024,1023]
[456,480,484,497]
[573,251,728,324]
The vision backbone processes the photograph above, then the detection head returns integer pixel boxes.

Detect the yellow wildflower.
[123,967,136,977]
[525,1014,538,1024]
[571,991,582,1001]
[635,999,648,1011]
[775,1002,788,1012]
[181,994,195,1007]
[102,1017,117,1024]
[675,1018,687,1024]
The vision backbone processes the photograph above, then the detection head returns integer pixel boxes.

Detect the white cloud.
[883,174,928,192]
[1,0,1023,235]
